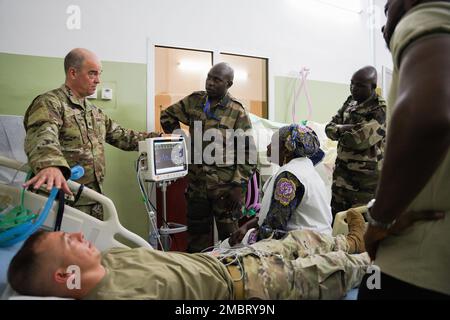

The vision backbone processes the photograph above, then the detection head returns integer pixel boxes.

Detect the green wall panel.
[0,52,149,240]
[274,76,350,124]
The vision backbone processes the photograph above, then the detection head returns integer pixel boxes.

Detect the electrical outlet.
[101,88,113,100]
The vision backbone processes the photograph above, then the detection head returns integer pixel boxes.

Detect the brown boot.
[345,208,366,253]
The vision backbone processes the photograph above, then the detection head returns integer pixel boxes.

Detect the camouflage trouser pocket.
[186,197,212,234]
[74,203,104,221]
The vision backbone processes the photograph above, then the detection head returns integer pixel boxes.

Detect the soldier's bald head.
[64,48,102,98]
[210,62,234,82]
[350,66,378,103]
[205,62,235,99]
[64,48,99,75]
[352,66,377,88]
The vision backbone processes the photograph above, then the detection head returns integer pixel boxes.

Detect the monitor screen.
[153,140,186,175]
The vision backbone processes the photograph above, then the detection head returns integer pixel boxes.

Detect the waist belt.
[226,264,245,300]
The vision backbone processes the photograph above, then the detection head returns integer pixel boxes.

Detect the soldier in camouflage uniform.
[325,66,387,218]
[8,209,369,300]
[160,62,256,253]
[23,48,159,220]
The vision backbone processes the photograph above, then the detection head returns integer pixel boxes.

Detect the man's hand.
[23,167,72,195]
[229,217,259,246]
[227,186,243,213]
[363,225,388,261]
[364,210,444,260]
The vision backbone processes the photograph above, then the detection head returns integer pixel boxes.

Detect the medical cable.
[136,155,164,250]
[0,171,37,230]
[1,166,84,247]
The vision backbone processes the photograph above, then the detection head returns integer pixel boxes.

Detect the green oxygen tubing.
[0,166,84,247]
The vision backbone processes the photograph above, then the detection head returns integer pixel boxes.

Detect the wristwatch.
[366,199,397,229]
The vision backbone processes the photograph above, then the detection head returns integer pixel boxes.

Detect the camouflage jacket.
[325,94,387,172]
[160,91,256,189]
[24,85,157,192]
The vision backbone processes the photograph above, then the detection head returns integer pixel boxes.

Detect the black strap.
[72,184,84,206]
[54,189,65,231]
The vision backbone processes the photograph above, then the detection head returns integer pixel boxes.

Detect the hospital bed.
[0,154,362,300]
[0,155,152,300]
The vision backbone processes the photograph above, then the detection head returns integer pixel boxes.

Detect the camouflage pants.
[331,162,379,217]
[186,183,243,253]
[74,203,104,220]
[331,186,374,217]
[238,230,370,299]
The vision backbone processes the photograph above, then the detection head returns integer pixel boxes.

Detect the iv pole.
[157,180,187,251]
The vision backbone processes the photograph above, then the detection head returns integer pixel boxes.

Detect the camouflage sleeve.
[325,99,348,141]
[160,95,192,133]
[23,95,71,178]
[104,112,159,151]
[259,172,305,240]
[231,109,257,186]
[339,107,386,150]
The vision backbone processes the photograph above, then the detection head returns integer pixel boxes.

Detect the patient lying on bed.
[7,210,371,300]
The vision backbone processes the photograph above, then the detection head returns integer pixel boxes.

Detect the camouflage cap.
[278,124,324,165]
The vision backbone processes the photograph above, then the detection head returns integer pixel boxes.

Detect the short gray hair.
[64,49,85,74]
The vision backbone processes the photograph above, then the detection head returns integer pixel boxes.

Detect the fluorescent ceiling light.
[234,69,248,81]
[177,60,210,73]
[178,60,248,81]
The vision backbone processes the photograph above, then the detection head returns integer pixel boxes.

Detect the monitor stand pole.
[158,180,187,251]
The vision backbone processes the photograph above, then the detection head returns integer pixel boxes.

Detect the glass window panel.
[219,53,268,119]
[154,46,212,132]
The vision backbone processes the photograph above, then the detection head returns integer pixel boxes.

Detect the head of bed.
[0,155,152,300]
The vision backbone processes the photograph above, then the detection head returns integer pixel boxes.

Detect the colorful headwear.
[277,124,324,165]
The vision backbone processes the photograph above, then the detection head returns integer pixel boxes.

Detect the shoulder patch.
[274,177,297,206]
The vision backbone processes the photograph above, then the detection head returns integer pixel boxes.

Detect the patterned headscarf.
[277,124,324,165]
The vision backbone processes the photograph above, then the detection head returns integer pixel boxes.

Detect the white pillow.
[0,240,75,300]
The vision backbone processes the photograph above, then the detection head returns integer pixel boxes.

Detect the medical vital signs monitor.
[138,136,188,182]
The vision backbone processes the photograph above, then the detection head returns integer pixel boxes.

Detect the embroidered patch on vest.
[274,177,296,206]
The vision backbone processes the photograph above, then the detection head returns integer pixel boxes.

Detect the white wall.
[371,0,394,85]
[0,0,391,83]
